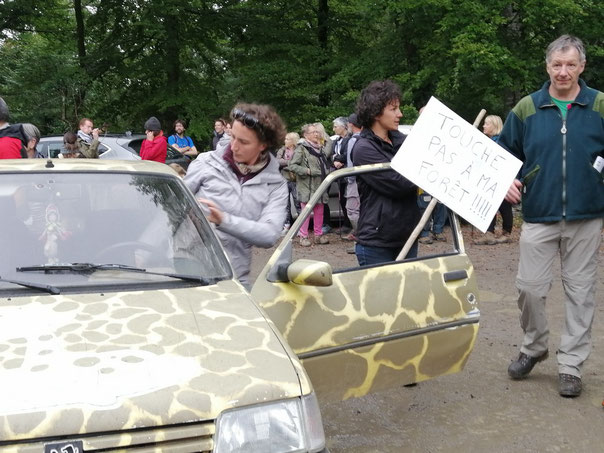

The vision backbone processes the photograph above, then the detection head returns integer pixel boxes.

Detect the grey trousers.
[516,218,602,377]
[345,180,360,226]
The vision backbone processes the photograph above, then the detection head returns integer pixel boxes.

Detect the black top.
[352,128,420,249]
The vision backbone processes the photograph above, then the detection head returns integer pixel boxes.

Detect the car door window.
[37,140,109,158]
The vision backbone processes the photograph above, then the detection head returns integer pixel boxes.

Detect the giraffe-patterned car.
[0,159,479,452]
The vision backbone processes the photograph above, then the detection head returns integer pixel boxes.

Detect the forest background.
[0,0,602,149]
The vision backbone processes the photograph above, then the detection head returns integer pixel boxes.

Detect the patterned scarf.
[77,130,93,143]
[223,145,269,183]
[304,139,328,180]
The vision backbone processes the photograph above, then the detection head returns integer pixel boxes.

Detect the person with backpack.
[168,119,198,157]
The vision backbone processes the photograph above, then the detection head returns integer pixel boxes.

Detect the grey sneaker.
[314,235,329,245]
[559,373,582,397]
[299,237,312,247]
[419,235,433,244]
[508,350,549,379]
[495,232,512,244]
[474,231,497,245]
[433,232,447,242]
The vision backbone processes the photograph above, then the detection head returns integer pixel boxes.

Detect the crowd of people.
[0,34,602,399]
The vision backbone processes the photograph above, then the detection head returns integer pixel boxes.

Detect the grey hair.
[21,123,41,144]
[301,123,316,136]
[285,131,300,144]
[333,117,348,129]
[0,96,9,123]
[546,35,586,64]
[313,122,330,141]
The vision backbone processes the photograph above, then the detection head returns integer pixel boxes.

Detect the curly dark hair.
[173,118,186,129]
[231,103,287,152]
[356,80,402,129]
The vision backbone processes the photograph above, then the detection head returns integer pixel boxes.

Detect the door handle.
[443,270,468,282]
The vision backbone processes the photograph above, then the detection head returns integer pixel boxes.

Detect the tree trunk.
[162,13,182,118]
[72,0,87,118]
[73,0,86,66]
[317,0,330,107]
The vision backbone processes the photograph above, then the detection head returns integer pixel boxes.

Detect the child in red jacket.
[140,116,167,163]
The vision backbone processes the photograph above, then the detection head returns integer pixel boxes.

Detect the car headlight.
[214,393,325,453]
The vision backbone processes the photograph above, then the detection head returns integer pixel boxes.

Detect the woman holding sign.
[352,80,421,265]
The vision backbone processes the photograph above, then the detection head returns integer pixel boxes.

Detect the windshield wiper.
[0,275,60,295]
[16,263,215,285]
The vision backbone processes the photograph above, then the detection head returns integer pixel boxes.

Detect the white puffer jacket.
[184,143,287,288]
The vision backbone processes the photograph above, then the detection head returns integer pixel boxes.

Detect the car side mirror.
[277,259,333,287]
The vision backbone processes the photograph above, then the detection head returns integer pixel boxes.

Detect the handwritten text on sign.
[391,97,522,232]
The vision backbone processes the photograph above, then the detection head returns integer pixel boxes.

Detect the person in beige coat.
[288,123,332,246]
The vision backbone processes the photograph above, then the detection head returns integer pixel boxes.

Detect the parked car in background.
[37,133,192,169]
[37,133,141,160]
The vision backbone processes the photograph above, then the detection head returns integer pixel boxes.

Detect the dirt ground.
[250,219,604,453]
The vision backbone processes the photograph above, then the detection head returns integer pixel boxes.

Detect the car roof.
[0,158,177,176]
[39,133,145,140]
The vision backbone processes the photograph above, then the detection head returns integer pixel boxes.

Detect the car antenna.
[45,159,54,168]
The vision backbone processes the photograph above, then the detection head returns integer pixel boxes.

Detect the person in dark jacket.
[210,118,226,150]
[352,80,420,265]
[500,35,604,398]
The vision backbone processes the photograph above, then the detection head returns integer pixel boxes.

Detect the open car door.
[251,164,480,400]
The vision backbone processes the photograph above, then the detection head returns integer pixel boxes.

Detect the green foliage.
[0,0,602,142]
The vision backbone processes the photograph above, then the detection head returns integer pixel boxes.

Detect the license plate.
[44,440,84,453]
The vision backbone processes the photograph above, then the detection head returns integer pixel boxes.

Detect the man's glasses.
[232,109,265,134]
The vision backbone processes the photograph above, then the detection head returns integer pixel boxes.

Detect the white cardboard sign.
[391,97,522,232]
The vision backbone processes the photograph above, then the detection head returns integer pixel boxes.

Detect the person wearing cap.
[184,103,288,288]
[0,96,26,159]
[21,123,43,158]
[76,118,100,158]
[140,116,167,163]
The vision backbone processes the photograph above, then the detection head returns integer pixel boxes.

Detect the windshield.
[0,171,232,292]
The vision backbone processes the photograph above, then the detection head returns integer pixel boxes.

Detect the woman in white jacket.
[184,103,288,288]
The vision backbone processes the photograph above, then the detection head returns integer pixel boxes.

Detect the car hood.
[0,280,302,440]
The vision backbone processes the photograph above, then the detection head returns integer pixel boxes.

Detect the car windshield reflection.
[0,172,231,291]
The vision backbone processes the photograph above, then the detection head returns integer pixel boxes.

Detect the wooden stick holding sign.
[396,108,487,261]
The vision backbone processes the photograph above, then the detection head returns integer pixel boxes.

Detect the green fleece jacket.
[498,79,604,223]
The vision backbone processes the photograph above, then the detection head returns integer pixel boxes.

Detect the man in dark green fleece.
[499,35,604,398]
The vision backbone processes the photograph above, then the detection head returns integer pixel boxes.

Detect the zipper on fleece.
[561,117,567,218]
